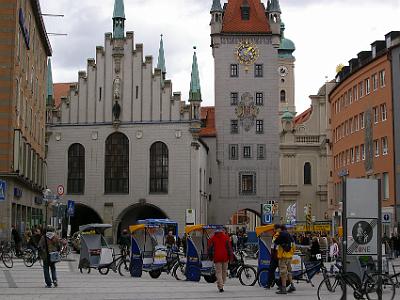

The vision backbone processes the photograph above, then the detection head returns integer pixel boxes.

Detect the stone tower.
[208,0,281,224]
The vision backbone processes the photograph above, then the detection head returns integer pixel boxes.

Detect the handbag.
[49,251,61,263]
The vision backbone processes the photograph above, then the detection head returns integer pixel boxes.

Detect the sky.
[40,0,400,113]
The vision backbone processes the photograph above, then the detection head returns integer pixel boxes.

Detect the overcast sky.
[40,0,400,113]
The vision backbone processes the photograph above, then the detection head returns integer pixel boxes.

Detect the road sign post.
[261,204,273,225]
[67,200,75,238]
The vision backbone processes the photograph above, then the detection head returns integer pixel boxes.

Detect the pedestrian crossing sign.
[0,180,6,201]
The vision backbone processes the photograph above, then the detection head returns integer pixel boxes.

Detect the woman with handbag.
[38,226,61,288]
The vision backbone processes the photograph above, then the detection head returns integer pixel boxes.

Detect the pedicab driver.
[208,228,233,293]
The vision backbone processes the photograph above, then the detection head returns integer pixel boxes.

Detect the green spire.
[211,0,223,12]
[270,0,281,13]
[113,0,125,39]
[157,34,166,74]
[189,47,201,102]
[46,58,54,107]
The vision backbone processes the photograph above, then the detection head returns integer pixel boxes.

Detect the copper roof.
[222,0,270,34]
[200,107,216,137]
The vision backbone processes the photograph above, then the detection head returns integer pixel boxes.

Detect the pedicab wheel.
[2,253,13,268]
[98,266,110,275]
[173,263,186,281]
[149,269,162,279]
[365,273,395,300]
[204,274,217,283]
[317,275,344,300]
[23,249,35,267]
[257,269,269,287]
[118,259,131,276]
[238,265,257,286]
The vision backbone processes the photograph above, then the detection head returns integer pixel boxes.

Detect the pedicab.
[78,224,114,274]
[129,223,184,279]
[137,219,178,240]
[255,225,322,287]
[185,224,225,283]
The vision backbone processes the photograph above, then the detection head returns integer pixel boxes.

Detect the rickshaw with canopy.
[78,224,113,274]
[129,223,184,279]
[137,219,178,241]
[185,224,226,283]
[255,225,322,287]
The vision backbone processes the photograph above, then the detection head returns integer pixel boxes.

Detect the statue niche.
[113,77,121,100]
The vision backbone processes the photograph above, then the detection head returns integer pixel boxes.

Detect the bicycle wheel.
[23,249,35,267]
[365,273,395,300]
[98,266,110,275]
[173,262,186,281]
[2,253,13,268]
[238,265,257,286]
[257,268,269,287]
[118,259,131,276]
[317,276,344,300]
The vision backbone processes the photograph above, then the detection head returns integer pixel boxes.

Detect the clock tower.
[208,0,282,224]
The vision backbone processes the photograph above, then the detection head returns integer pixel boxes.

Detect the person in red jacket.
[208,228,233,292]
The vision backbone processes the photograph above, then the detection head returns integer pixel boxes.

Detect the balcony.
[296,135,320,144]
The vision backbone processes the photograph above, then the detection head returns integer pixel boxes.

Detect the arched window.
[280,90,286,103]
[150,142,168,193]
[67,143,85,194]
[304,162,312,185]
[105,133,129,194]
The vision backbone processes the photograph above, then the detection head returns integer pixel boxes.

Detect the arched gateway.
[70,203,103,234]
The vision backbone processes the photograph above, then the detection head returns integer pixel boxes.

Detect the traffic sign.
[347,218,378,256]
[0,180,6,201]
[67,200,75,217]
[382,213,391,224]
[262,213,273,225]
[57,185,64,196]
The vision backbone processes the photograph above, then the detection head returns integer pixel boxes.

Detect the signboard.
[261,204,273,225]
[185,209,195,225]
[67,200,75,217]
[347,218,378,256]
[382,213,391,224]
[18,8,30,49]
[57,185,64,196]
[0,180,6,201]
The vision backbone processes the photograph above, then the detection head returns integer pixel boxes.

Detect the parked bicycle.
[389,263,400,289]
[317,261,396,300]
[98,249,131,276]
[228,250,257,286]
[23,248,42,267]
[0,243,13,268]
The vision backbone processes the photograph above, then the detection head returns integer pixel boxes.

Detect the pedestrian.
[118,229,131,255]
[165,231,176,249]
[329,237,339,262]
[181,233,187,255]
[265,224,281,289]
[274,225,296,294]
[208,228,233,293]
[309,237,321,261]
[11,225,22,257]
[394,234,400,258]
[38,226,61,288]
[231,233,238,251]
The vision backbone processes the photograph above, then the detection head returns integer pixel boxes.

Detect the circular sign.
[352,221,373,245]
[57,185,64,196]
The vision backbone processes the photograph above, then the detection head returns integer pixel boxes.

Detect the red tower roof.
[222,0,270,33]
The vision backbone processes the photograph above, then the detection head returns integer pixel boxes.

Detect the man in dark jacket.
[209,229,233,293]
[265,224,281,289]
[118,229,131,255]
[38,226,61,288]
[11,225,22,256]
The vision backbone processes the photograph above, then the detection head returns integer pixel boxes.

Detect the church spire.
[113,0,125,39]
[269,0,281,13]
[189,47,201,102]
[210,0,223,13]
[46,58,54,107]
[157,34,166,74]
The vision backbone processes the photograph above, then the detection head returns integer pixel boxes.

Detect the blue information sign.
[262,213,272,225]
[67,200,75,217]
[0,180,6,201]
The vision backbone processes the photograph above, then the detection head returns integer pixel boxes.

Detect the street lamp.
[42,188,57,228]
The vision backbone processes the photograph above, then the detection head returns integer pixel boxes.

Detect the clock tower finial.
[113,0,125,39]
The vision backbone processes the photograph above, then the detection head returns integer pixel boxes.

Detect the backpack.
[282,242,292,253]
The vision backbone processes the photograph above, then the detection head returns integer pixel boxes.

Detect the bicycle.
[317,262,396,300]
[389,263,400,289]
[98,249,131,276]
[228,250,257,286]
[23,248,42,267]
[0,243,13,268]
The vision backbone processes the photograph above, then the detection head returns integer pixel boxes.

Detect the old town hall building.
[46,0,329,239]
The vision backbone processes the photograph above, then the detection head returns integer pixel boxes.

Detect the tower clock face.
[235,41,259,65]
[278,65,289,77]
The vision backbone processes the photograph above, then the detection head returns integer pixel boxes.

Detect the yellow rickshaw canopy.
[129,224,145,233]
[256,225,275,237]
[185,225,205,234]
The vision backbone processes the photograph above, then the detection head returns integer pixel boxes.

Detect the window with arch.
[304,162,312,185]
[280,90,286,103]
[150,142,169,193]
[105,133,129,194]
[67,143,85,194]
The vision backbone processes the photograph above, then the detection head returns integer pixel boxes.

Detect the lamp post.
[42,188,58,228]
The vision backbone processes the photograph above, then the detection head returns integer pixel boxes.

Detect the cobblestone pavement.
[0,254,398,300]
